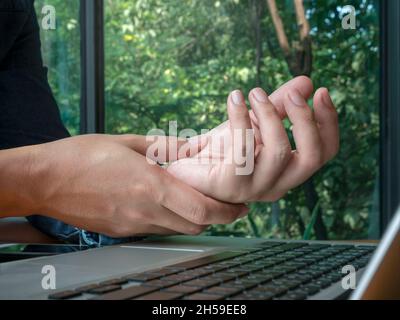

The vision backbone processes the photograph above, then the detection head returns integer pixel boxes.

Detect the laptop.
[0,209,398,300]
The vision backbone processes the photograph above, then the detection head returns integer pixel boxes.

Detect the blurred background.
[34,0,380,241]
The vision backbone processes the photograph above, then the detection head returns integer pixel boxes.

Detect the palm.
[167,119,259,202]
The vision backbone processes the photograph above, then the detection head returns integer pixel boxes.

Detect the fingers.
[227,90,252,132]
[272,89,323,191]
[248,88,291,193]
[250,76,314,122]
[249,110,263,148]
[144,206,209,235]
[227,90,254,175]
[313,88,340,162]
[157,169,249,225]
[120,224,180,237]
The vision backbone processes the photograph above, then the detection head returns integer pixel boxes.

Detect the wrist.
[0,144,46,217]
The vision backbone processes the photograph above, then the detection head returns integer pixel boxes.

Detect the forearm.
[0,145,43,218]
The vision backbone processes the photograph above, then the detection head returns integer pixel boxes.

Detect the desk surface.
[0,218,59,244]
[0,218,379,245]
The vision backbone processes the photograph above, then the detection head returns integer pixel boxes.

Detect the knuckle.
[146,179,166,206]
[301,151,324,172]
[262,104,278,118]
[272,143,292,163]
[300,108,315,124]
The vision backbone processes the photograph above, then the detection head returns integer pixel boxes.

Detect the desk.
[0,218,379,245]
[0,218,59,244]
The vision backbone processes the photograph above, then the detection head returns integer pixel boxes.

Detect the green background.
[35,0,380,241]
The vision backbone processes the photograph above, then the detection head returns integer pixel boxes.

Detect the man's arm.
[0,145,40,217]
[0,135,248,236]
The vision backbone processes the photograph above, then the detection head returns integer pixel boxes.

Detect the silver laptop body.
[0,208,399,300]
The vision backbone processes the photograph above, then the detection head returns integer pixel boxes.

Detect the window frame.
[79,0,400,236]
[380,0,400,233]
[80,0,105,134]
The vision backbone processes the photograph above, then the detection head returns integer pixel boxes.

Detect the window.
[103,0,380,241]
[34,0,81,135]
[39,0,399,240]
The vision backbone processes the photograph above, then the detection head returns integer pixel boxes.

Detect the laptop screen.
[35,0,381,241]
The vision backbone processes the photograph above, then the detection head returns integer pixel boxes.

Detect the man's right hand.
[18,135,248,237]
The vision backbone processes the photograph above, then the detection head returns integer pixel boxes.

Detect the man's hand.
[167,77,339,203]
[1,135,248,237]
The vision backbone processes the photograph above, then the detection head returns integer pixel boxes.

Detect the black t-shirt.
[0,0,70,150]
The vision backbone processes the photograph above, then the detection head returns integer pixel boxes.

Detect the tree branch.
[294,0,310,41]
[266,0,290,57]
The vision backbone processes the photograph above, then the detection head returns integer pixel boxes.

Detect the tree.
[266,0,328,239]
[38,0,380,241]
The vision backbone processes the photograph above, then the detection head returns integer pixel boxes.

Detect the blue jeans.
[27,215,144,247]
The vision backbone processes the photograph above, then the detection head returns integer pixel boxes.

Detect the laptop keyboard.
[48,241,375,300]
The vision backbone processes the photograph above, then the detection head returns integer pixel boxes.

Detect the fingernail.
[231,90,244,105]
[252,88,269,103]
[321,88,333,106]
[288,89,305,107]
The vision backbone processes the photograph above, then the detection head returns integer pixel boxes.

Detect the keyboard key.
[280,292,307,300]
[88,285,122,294]
[183,293,223,300]
[278,243,308,251]
[95,285,158,300]
[188,268,214,277]
[184,278,220,288]
[307,244,331,250]
[163,274,195,282]
[49,290,81,300]
[229,294,254,300]
[220,280,256,290]
[142,279,177,288]
[172,252,243,270]
[252,285,287,296]
[135,291,183,300]
[272,280,301,290]
[75,284,102,293]
[123,273,161,282]
[209,273,237,283]
[325,273,342,282]
[99,278,128,286]
[314,279,331,288]
[203,286,242,297]
[223,269,249,278]
[242,291,276,300]
[300,285,320,295]
[356,246,376,252]
[165,285,201,294]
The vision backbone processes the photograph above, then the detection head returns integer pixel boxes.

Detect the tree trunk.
[265,0,327,239]
[250,0,264,87]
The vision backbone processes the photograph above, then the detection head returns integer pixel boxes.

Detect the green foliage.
[37,0,380,240]
[35,0,81,135]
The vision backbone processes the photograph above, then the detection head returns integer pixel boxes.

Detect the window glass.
[105,0,380,240]
[34,0,81,135]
